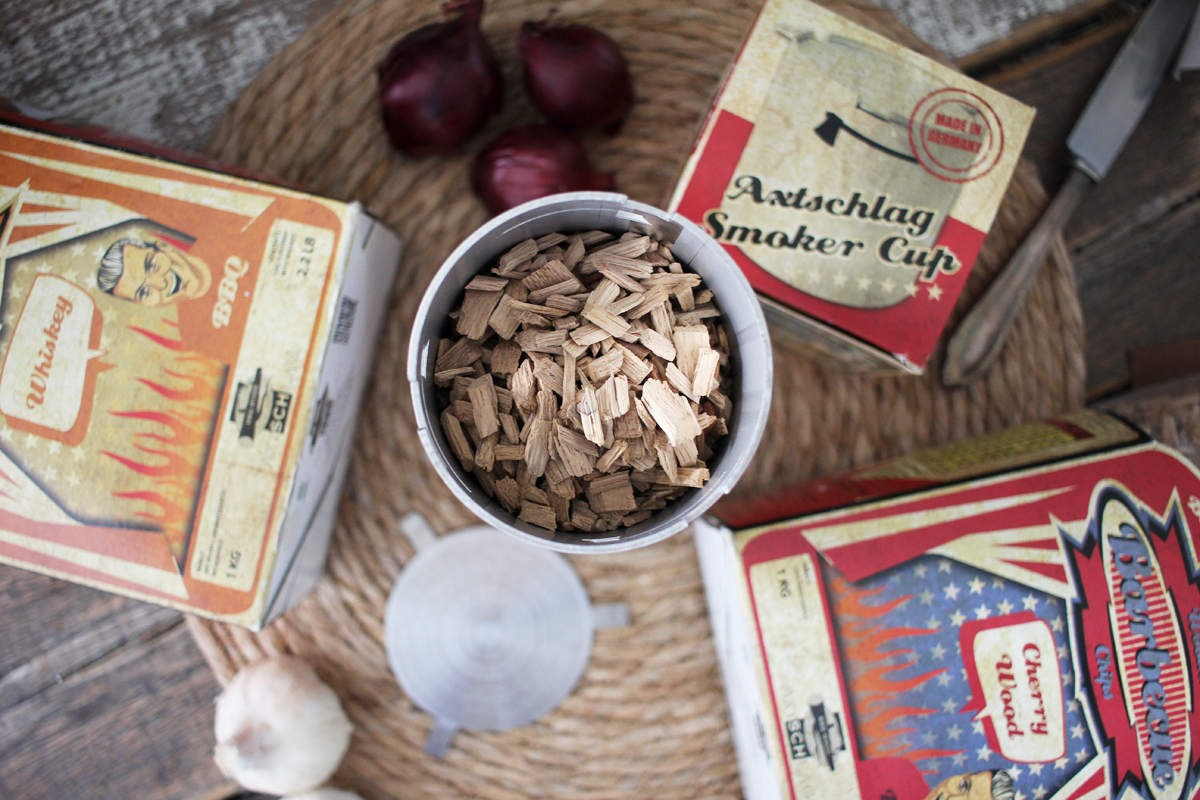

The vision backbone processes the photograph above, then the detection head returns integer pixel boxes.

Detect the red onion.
[471,124,615,215]
[377,0,502,157]
[518,16,634,134]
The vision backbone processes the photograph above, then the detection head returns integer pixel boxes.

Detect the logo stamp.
[908,88,1005,183]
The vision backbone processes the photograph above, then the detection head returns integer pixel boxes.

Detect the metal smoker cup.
[407,192,772,554]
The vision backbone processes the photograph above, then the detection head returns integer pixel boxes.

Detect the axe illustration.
[814,112,918,163]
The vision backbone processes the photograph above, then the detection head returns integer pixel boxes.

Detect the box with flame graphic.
[0,117,402,629]
[696,410,1200,800]
[667,0,1034,373]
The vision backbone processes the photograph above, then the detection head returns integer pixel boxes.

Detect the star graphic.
[976,745,991,761]
[997,599,1014,615]
[927,759,941,771]
[923,732,937,746]
[807,267,822,283]
[1050,616,1064,632]
[926,615,940,630]
[1028,763,1044,776]
[1054,757,1068,770]
[67,472,81,487]
[948,725,963,741]
[44,466,57,481]
[938,559,953,573]
[992,577,1006,589]
[932,643,947,660]
[952,753,967,767]
[1058,643,1070,660]
[16,261,31,275]
[73,448,86,461]
[928,284,944,301]
[23,431,39,448]
[920,589,935,605]
[914,563,929,578]
[1075,750,1089,763]
[35,261,52,273]
[1015,792,1026,800]
[1071,723,1085,740]
[1034,786,1047,800]
[856,276,872,290]
[942,697,958,714]
[944,582,961,600]
[93,245,109,260]
[906,282,920,297]
[1009,767,1022,781]
[881,278,896,293]
[63,269,81,284]
[937,672,952,687]
[1068,697,1081,712]
[974,603,991,620]
[1063,671,1074,686]
[968,577,985,595]
[47,440,61,455]
[973,721,984,736]
[950,610,966,626]
[833,272,848,287]
[1022,593,1039,611]
[70,242,87,257]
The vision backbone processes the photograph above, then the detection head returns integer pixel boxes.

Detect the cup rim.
[406,191,772,554]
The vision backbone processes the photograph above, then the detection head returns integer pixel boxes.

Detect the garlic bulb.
[214,655,353,795]
[284,790,365,800]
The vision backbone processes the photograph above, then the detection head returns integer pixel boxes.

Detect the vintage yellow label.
[748,551,862,798]
[670,0,1035,370]
[189,219,335,590]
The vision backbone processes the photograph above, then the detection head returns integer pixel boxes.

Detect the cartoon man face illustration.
[923,769,1014,800]
[97,237,212,306]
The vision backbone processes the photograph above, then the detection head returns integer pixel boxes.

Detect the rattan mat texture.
[186,1,1085,797]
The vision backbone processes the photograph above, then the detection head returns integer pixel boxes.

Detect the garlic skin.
[214,655,353,795]
[283,790,365,800]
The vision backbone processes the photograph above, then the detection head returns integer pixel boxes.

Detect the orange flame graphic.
[829,568,965,773]
[102,322,224,567]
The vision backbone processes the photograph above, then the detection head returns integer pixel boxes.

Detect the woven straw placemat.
[186,1,1085,798]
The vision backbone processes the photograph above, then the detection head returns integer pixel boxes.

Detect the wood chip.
[642,379,700,446]
[498,239,538,274]
[692,349,721,397]
[586,472,638,513]
[491,339,522,375]
[519,500,558,530]
[578,385,604,446]
[468,376,499,438]
[466,275,510,292]
[582,304,631,338]
[672,325,710,381]
[441,409,475,471]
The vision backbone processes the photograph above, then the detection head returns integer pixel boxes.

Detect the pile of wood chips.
[434,230,734,532]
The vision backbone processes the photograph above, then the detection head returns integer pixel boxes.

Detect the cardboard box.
[0,115,402,629]
[668,0,1034,373]
[696,410,1200,800]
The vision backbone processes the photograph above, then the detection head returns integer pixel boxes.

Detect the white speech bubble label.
[0,274,101,433]
[970,619,1066,763]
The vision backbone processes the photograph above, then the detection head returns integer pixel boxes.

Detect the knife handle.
[942,167,1093,388]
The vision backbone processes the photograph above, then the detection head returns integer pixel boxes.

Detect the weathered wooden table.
[2,0,1199,798]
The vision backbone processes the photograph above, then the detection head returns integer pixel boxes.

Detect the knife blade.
[1069,0,1198,180]
[942,0,1198,388]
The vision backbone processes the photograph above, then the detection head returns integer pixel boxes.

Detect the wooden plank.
[981,8,1200,396]
[957,0,1125,72]
[875,0,1098,59]
[0,566,144,677]
[982,12,1135,192]
[0,608,233,800]
[0,0,337,152]
[1074,199,1200,397]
